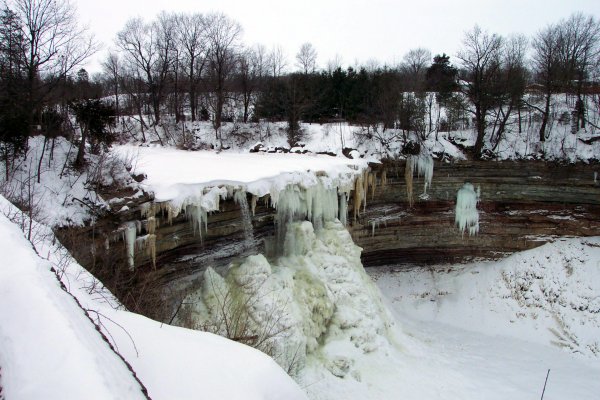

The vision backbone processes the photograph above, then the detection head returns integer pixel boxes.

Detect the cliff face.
[353,160,600,265]
[56,160,600,295]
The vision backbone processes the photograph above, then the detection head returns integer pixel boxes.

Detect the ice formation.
[123,221,138,270]
[234,190,256,252]
[135,234,157,268]
[338,192,348,226]
[350,169,378,222]
[179,220,395,380]
[405,154,434,206]
[122,165,369,269]
[269,179,353,255]
[455,183,480,236]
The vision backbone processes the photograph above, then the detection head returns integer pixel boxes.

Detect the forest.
[1,0,599,174]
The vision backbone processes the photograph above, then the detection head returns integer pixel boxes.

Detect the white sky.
[76,0,599,74]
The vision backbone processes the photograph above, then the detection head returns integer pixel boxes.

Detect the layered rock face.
[57,160,600,286]
[353,160,600,265]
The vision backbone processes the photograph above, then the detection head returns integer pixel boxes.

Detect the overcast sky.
[76,0,599,74]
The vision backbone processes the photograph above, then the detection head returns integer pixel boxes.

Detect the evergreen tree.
[426,54,458,104]
[0,6,28,179]
[70,99,116,167]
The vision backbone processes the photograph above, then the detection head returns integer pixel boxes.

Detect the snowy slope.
[0,208,147,400]
[0,196,308,400]
[367,238,600,400]
[370,237,600,358]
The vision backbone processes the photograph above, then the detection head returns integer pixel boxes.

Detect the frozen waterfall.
[455,182,480,236]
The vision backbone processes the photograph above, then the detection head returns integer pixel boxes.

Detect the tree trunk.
[36,136,47,183]
[539,92,551,142]
[473,105,486,158]
[75,125,88,167]
[243,93,250,123]
[190,84,197,122]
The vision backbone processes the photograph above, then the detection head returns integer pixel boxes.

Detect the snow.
[0,200,146,399]
[0,136,135,228]
[369,237,600,399]
[0,195,308,400]
[177,212,600,400]
[113,144,371,203]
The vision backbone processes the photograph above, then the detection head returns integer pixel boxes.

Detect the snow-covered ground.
[114,144,372,202]
[368,237,600,399]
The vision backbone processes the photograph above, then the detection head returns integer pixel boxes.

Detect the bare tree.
[557,13,600,130]
[176,12,207,122]
[532,14,600,140]
[295,42,317,74]
[238,45,268,123]
[268,44,287,77]
[489,35,528,148]
[102,51,121,117]
[326,54,344,74]
[401,47,432,90]
[204,12,242,144]
[531,22,562,141]
[457,25,504,158]
[116,13,177,127]
[11,0,97,133]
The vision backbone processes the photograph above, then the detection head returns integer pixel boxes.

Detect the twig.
[540,369,551,400]
[85,309,140,358]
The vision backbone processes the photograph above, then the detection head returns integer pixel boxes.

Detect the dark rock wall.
[353,160,600,265]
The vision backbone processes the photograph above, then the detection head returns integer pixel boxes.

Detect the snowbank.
[0,207,146,399]
[372,237,600,359]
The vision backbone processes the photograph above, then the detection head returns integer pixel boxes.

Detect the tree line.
[1,0,599,167]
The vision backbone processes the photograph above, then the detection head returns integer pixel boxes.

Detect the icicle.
[353,173,364,222]
[234,190,256,252]
[135,234,157,269]
[405,160,414,207]
[141,202,157,219]
[371,220,377,237]
[271,181,340,255]
[250,195,257,216]
[405,154,434,204]
[123,221,137,270]
[362,170,369,212]
[159,202,181,225]
[368,172,376,201]
[415,154,434,194]
[185,204,208,242]
[146,216,157,235]
[455,183,480,236]
[338,192,348,226]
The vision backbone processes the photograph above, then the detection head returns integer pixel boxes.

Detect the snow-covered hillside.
[368,238,600,399]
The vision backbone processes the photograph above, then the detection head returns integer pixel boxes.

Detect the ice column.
[455,182,480,236]
[234,190,257,252]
